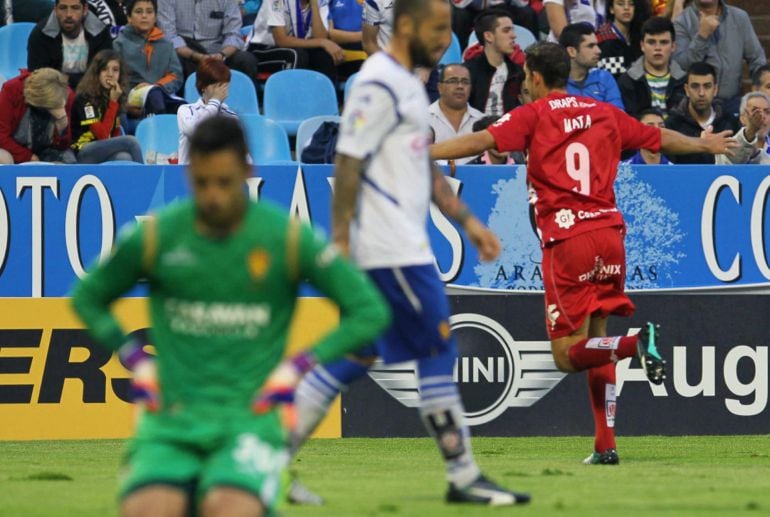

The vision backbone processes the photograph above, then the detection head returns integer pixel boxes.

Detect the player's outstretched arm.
[331,153,364,257]
[430,130,497,161]
[430,162,501,261]
[659,127,739,157]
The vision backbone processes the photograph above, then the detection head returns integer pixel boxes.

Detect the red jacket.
[0,70,75,163]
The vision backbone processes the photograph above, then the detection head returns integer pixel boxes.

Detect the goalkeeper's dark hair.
[189,116,249,164]
[525,42,570,89]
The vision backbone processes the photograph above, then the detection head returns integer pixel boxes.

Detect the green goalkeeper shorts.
[119,406,288,512]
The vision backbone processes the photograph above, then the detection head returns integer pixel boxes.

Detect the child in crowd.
[114,0,184,133]
[71,49,143,163]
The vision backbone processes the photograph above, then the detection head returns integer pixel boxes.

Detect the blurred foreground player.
[71,115,390,517]
[431,41,738,465]
[287,0,530,507]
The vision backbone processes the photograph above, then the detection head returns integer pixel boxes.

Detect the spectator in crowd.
[27,0,113,89]
[451,1,539,50]
[623,108,672,163]
[672,0,766,115]
[86,0,127,37]
[752,65,770,98]
[0,68,75,164]
[247,0,343,83]
[327,0,367,77]
[650,0,667,16]
[177,58,238,165]
[157,0,258,87]
[70,49,143,162]
[543,0,604,41]
[465,8,525,117]
[665,61,738,163]
[1,0,54,25]
[559,22,624,108]
[362,0,393,56]
[715,91,770,165]
[240,0,260,26]
[596,0,649,78]
[618,16,685,118]
[430,63,485,164]
[114,0,183,130]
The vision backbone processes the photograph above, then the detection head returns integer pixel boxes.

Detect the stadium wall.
[0,164,768,439]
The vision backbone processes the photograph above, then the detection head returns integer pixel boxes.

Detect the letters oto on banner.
[342,293,770,437]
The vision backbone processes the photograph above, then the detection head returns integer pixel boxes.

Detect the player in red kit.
[431,42,737,465]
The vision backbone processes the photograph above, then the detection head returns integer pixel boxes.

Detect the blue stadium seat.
[183,69,259,115]
[263,69,338,136]
[439,32,462,66]
[514,24,537,50]
[241,114,292,164]
[296,115,340,158]
[344,72,358,102]
[0,22,36,79]
[135,115,180,163]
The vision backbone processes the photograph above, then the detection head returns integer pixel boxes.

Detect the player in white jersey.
[362,0,393,55]
[287,0,530,507]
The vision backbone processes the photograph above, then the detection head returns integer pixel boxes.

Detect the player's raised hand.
[464,216,501,262]
[119,340,161,412]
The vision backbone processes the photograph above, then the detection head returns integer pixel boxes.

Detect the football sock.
[567,336,638,371]
[588,363,617,452]
[290,358,369,455]
[417,354,480,488]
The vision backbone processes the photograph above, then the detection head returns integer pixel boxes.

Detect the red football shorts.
[541,225,634,339]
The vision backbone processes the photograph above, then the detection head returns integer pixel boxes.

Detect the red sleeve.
[612,106,661,152]
[486,104,537,153]
[88,100,120,141]
[0,79,33,163]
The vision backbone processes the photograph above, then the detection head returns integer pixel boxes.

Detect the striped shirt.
[645,72,670,111]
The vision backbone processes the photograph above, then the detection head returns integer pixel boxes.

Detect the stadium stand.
[241,114,292,164]
[183,69,260,116]
[0,22,35,78]
[135,114,180,164]
[263,69,339,136]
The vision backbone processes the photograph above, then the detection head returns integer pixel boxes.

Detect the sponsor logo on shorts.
[554,208,575,229]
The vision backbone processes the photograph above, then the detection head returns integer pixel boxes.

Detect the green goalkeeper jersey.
[72,199,389,411]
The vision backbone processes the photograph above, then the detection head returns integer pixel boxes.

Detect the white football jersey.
[336,52,434,269]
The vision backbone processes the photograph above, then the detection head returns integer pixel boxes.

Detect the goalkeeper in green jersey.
[71,116,390,517]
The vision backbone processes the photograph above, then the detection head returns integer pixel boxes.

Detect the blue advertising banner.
[0,163,768,296]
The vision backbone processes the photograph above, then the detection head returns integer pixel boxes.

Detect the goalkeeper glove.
[253,352,317,429]
[119,340,160,412]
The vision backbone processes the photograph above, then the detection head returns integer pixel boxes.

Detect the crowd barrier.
[0,163,768,439]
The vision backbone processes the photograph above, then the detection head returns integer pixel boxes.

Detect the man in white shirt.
[430,63,484,164]
[362,0,393,55]
[544,0,605,41]
[715,91,770,165]
[288,0,531,507]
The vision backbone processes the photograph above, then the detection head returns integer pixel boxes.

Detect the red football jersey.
[487,92,661,246]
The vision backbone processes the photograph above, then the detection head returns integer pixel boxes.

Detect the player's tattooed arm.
[430,129,496,161]
[332,153,364,256]
[431,162,501,261]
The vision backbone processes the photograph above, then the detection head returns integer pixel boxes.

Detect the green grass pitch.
[1,436,769,516]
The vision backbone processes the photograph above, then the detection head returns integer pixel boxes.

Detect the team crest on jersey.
[554,208,575,229]
[248,249,271,280]
[438,320,451,340]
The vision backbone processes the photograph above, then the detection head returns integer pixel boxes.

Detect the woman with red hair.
[176,57,238,164]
